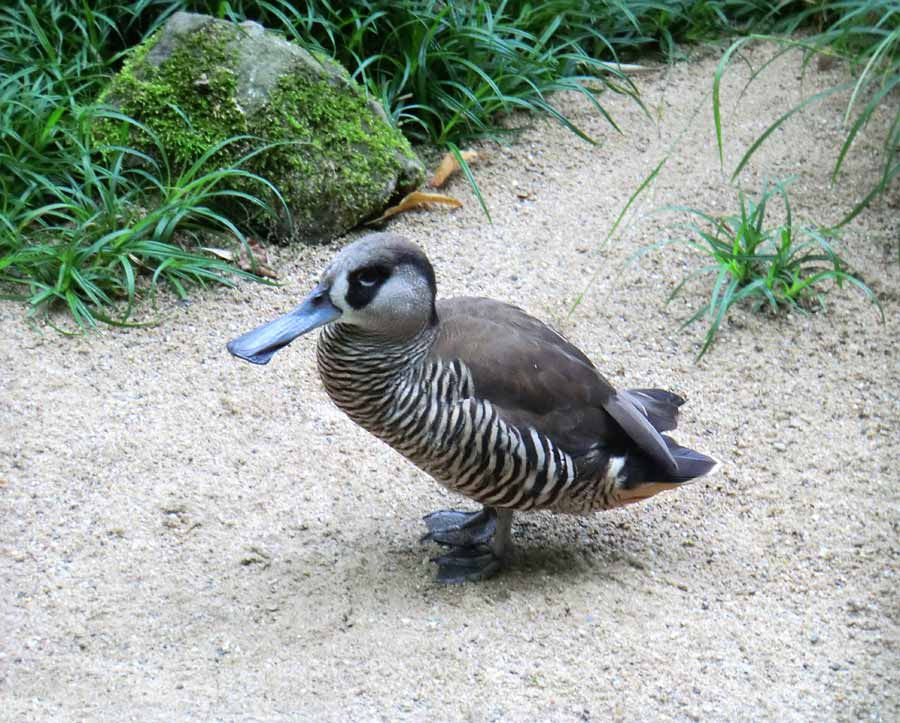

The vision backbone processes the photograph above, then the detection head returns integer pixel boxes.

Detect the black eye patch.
[346,265,391,309]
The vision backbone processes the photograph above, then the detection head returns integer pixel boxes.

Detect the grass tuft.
[713,1,899,224]
[655,179,883,359]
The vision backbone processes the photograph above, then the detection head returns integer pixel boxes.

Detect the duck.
[227,232,719,582]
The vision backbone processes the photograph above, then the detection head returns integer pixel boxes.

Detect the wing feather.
[431,297,678,472]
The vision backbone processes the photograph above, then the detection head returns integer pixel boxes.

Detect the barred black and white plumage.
[227,232,720,582]
[319,323,584,514]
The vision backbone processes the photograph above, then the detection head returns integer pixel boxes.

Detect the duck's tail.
[621,388,685,433]
[663,436,720,482]
[612,436,720,507]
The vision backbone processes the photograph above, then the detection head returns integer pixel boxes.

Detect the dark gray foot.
[431,546,503,584]
[421,507,514,584]
[421,509,497,547]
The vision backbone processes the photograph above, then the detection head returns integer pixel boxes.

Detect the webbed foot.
[431,546,503,583]
[421,508,497,547]
[421,507,513,584]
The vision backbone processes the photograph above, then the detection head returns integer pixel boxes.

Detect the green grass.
[1,0,655,329]
[713,0,899,225]
[0,109,285,329]
[656,179,882,358]
[2,0,895,331]
[138,1,808,147]
[0,0,286,329]
[133,0,646,146]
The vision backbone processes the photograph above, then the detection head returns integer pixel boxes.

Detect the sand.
[1,44,898,721]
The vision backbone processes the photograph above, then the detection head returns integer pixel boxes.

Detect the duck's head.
[227,233,437,364]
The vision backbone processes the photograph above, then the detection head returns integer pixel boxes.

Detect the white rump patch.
[606,456,626,487]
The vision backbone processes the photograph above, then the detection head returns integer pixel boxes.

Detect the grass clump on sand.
[589,1,895,355]
[713,0,899,226]
[659,179,883,359]
[672,0,895,355]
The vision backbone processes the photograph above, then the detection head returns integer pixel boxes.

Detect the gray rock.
[97,12,424,242]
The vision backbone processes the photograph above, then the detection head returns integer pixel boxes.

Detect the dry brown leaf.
[127,253,149,269]
[203,241,278,279]
[816,53,837,71]
[202,247,235,262]
[429,150,479,188]
[368,191,463,225]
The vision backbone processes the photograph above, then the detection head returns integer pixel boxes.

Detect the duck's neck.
[316,321,436,424]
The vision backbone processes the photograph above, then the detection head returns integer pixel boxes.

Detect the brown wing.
[431,297,677,472]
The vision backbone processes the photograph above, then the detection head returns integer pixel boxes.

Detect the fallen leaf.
[203,241,278,279]
[127,253,149,270]
[367,191,463,225]
[429,150,479,188]
[816,53,837,71]
[202,247,235,262]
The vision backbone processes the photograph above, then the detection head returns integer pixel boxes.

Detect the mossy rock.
[95,12,424,243]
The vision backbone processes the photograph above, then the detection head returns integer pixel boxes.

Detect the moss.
[249,76,412,232]
[93,15,423,241]
[95,24,247,166]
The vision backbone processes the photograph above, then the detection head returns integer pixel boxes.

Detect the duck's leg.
[423,507,513,583]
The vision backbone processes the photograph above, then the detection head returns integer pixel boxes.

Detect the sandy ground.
[2,45,898,722]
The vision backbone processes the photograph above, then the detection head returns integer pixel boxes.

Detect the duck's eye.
[354,266,389,288]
